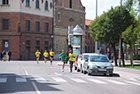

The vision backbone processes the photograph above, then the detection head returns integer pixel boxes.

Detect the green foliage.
[133,54,140,60]
[89,6,133,45]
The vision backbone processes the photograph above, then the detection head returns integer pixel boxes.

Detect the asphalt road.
[0,60,140,94]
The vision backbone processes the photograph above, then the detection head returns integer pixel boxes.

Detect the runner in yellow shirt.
[35,49,41,64]
[49,49,55,65]
[69,50,75,73]
[43,50,49,65]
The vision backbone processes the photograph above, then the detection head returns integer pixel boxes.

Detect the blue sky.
[81,0,121,20]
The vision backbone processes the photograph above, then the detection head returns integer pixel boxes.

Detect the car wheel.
[103,74,106,76]
[109,74,113,76]
[77,69,80,72]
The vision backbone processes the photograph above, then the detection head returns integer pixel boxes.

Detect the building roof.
[85,19,93,26]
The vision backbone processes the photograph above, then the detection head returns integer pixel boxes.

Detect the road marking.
[106,79,127,85]
[88,79,107,84]
[125,81,140,86]
[23,67,29,75]
[129,78,139,82]
[54,72,62,76]
[0,76,7,83]
[70,78,87,83]
[34,77,47,83]
[32,82,41,94]
[52,77,67,82]
[16,76,27,82]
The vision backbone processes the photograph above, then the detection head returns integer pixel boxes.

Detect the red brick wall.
[0,12,53,60]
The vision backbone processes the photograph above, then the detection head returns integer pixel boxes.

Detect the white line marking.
[129,78,139,82]
[0,76,7,83]
[125,81,140,86]
[16,76,27,82]
[34,77,47,83]
[70,78,87,83]
[32,82,41,94]
[88,79,107,84]
[23,67,29,75]
[52,77,67,82]
[54,72,62,76]
[106,79,127,85]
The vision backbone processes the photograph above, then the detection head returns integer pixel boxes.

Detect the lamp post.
[51,35,54,50]
[95,0,98,53]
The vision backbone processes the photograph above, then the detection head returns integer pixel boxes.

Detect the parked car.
[83,54,113,76]
[77,53,97,72]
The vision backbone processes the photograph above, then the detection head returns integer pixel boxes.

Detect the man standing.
[49,49,55,65]
[59,50,68,72]
[35,49,41,64]
[8,51,12,61]
[43,50,49,65]
[69,50,75,73]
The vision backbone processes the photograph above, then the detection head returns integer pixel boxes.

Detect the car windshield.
[90,56,109,62]
[83,55,89,59]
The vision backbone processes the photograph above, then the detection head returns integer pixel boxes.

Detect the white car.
[77,53,97,72]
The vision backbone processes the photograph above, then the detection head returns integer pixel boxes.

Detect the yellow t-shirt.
[43,52,49,57]
[35,52,41,57]
[69,53,75,61]
[50,51,54,56]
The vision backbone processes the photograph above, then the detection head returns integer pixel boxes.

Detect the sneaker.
[70,70,72,73]
[37,62,39,64]
[62,69,64,72]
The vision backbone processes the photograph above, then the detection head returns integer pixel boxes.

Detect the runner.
[59,50,68,72]
[43,50,49,65]
[66,50,69,64]
[35,49,41,64]
[69,50,75,73]
[49,49,55,65]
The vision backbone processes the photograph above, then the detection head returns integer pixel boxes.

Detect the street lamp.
[95,0,98,53]
[51,35,54,50]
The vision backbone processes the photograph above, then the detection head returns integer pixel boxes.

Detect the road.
[0,60,140,94]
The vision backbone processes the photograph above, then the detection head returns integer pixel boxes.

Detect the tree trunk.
[119,33,122,67]
[130,43,134,68]
[121,39,125,67]
[112,43,118,66]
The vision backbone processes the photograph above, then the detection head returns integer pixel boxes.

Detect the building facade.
[0,0,53,60]
[53,0,85,57]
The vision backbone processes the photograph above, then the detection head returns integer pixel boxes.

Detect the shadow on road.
[88,73,120,77]
[0,73,61,93]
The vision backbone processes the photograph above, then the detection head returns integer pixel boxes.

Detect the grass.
[121,64,140,70]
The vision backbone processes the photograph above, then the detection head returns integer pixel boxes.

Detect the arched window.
[36,0,39,9]
[45,1,48,10]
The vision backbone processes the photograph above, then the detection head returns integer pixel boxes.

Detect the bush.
[133,54,140,60]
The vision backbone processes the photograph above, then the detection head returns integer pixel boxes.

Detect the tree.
[89,6,134,66]
[122,18,138,68]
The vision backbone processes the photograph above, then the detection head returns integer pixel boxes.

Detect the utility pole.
[95,0,98,53]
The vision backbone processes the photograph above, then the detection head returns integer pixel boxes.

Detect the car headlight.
[107,66,113,69]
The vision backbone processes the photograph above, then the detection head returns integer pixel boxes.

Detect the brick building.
[85,19,106,54]
[53,0,86,57]
[0,0,53,60]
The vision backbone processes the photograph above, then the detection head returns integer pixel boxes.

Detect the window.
[36,0,39,9]
[26,20,30,31]
[26,0,30,7]
[45,41,48,50]
[69,0,72,8]
[2,0,9,5]
[36,22,40,32]
[2,19,9,30]
[45,23,49,32]
[36,41,40,50]
[26,40,30,47]
[45,1,48,10]
[58,13,60,22]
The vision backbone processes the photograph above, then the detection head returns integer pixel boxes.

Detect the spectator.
[8,51,12,61]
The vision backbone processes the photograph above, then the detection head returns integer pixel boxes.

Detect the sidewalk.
[112,60,140,66]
